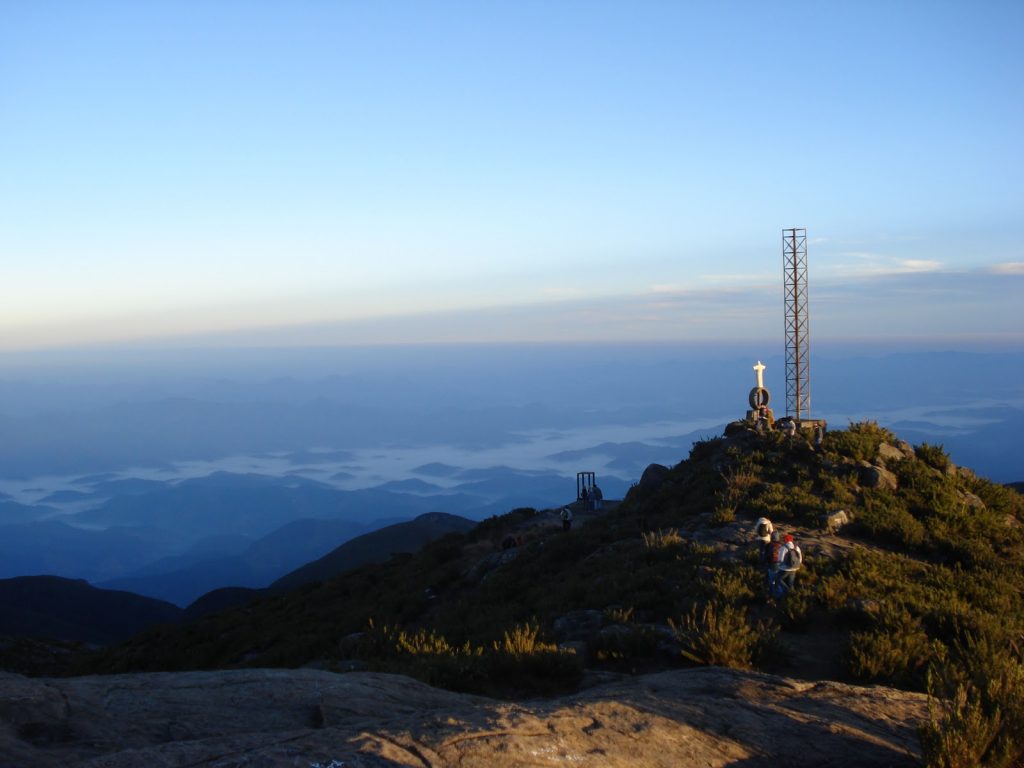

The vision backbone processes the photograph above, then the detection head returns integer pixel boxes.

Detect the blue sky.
[2,1,1022,350]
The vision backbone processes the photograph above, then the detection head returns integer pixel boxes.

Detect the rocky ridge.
[0,666,926,767]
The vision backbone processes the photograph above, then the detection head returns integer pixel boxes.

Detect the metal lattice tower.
[783,228,811,420]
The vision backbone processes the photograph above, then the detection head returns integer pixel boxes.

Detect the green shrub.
[351,620,581,696]
[710,503,736,525]
[642,528,684,550]
[709,568,756,604]
[669,602,774,669]
[846,604,943,689]
[827,421,894,462]
[591,624,662,665]
[920,633,1024,768]
[856,489,927,548]
[916,443,950,472]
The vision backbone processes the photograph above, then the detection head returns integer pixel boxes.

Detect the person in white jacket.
[777,534,803,591]
[754,517,774,563]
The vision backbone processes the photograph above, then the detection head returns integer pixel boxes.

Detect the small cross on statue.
[753,360,766,390]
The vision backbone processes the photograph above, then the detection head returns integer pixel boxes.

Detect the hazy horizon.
[3,3,1022,350]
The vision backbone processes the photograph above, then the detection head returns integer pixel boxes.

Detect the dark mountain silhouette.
[174,512,478,621]
[180,587,262,623]
[271,511,477,592]
[99,517,370,606]
[0,576,180,645]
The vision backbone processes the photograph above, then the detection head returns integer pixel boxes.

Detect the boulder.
[860,464,899,491]
[638,463,671,492]
[877,442,906,465]
[821,509,850,533]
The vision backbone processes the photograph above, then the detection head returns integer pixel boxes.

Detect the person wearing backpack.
[777,534,803,591]
[765,530,784,595]
[754,517,774,563]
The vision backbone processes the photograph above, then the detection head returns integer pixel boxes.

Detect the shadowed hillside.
[0,576,180,645]
[271,511,477,591]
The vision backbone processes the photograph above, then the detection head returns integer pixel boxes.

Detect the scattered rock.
[821,509,850,533]
[958,491,986,510]
[860,464,899,491]
[847,598,884,617]
[877,442,906,465]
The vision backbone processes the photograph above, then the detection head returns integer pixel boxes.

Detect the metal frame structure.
[783,228,811,421]
[576,472,595,500]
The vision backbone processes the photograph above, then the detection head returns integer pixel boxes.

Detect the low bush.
[856,489,927,548]
[642,528,684,550]
[915,442,950,472]
[845,604,942,689]
[350,620,581,696]
[668,602,775,669]
[920,632,1024,768]
[826,420,894,462]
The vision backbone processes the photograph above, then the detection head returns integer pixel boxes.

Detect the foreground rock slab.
[0,667,926,767]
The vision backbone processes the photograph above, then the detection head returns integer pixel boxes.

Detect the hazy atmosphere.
[1,3,1022,598]
[2,2,1022,349]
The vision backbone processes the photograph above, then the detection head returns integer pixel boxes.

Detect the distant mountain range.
[0,511,478,645]
[0,468,629,605]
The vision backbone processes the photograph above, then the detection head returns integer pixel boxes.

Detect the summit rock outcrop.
[0,666,926,767]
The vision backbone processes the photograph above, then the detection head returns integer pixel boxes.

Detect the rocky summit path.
[1,666,926,767]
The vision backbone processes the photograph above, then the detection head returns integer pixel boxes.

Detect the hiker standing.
[592,484,603,511]
[560,506,573,531]
[765,531,784,595]
[580,485,589,509]
[754,517,774,563]
[778,534,803,591]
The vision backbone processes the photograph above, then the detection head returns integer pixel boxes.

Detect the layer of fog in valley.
[1,342,1021,606]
